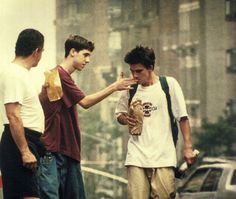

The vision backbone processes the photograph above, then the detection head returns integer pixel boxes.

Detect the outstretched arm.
[79,78,136,109]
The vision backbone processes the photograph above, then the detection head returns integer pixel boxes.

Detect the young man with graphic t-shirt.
[115,46,197,199]
[38,35,136,199]
[0,29,45,199]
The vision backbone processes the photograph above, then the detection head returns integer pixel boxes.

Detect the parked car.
[176,157,236,199]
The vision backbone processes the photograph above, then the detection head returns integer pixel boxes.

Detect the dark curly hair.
[124,45,155,69]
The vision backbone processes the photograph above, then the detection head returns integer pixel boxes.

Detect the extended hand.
[113,78,137,91]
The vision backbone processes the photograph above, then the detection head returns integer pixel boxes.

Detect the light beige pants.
[127,166,176,199]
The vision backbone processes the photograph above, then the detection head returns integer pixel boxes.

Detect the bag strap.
[128,83,138,106]
[159,76,178,146]
[128,76,178,146]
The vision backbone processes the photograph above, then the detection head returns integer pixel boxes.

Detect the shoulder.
[165,76,177,83]
[165,76,181,88]
[57,66,74,83]
[163,76,184,97]
[2,64,26,82]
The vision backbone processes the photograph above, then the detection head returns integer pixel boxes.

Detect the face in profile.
[73,49,91,71]
[130,63,153,86]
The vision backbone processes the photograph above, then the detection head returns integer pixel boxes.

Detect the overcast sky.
[0,0,56,90]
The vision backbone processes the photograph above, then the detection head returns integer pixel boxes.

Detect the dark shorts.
[0,125,44,198]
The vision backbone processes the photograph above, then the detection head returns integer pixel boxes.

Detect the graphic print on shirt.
[143,102,157,117]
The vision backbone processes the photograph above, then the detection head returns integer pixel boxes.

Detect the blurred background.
[0,0,236,198]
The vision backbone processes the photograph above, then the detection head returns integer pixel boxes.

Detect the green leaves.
[195,114,236,156]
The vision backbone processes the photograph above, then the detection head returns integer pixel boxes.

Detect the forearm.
[8,116,30,154]
[79,83,116,109]
[79,77,136,109]
[179,117,193,149]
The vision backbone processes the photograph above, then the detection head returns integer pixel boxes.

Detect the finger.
[120,72,124,79]
[122,78,135,81]
[26,162,38,170]
[43,82,49,88]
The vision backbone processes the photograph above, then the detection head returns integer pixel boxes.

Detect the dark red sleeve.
[58,67,85,108]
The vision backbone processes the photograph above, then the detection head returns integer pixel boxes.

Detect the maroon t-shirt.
[39,66,85,161]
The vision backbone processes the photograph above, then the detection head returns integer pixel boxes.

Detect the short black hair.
[124,45,155,69]
[64,35,95,57]
[15,29,44,57]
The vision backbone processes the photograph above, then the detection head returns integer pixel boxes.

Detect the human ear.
[70,48,77,57]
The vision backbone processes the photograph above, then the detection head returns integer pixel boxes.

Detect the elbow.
[7,113,20,124]
[79,97,93,109]
[79,101,91,109]
[82,105,90,109]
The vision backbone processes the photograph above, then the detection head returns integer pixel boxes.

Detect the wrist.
[109,82,117,92]
[183,145,193,150]
[20,147,30,155]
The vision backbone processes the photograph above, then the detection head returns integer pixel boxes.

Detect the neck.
[142,73,159,86]
[12,57,32,70]
[59,59,75,75]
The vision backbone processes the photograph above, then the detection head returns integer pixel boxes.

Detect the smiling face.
[72,49,92,71]
[130,63,153,86]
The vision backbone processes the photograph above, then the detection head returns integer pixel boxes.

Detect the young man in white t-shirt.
[115,46,196,199]
[0,29,44,199]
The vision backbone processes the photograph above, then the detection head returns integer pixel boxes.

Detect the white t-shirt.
[115,76,188,168]
[0,63,44,132]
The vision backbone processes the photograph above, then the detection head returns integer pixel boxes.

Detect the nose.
[132,72,138,79]
[85,56,90,63]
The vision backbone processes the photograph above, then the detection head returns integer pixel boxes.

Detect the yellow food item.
[44,69,63,102]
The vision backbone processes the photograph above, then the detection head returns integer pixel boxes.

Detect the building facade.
[110,0,236,127]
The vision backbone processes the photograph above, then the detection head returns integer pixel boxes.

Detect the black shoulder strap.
[128,84,138,106]
[159,76,178,146]
[128,77,178,146]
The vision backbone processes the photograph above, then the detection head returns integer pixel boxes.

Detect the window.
[225,0,236,21]
[226,49,236,73]
[180,169,209,193]
[180,168,223,193]
[231,170,236,185]
[142,0,160,18]
[201,169,223,192]
[121,0,134,21]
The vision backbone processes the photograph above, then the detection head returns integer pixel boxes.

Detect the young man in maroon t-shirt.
[38,35,136,199]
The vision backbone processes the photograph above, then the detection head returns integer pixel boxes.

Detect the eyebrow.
[83,52,91,56]
[130,68,143,72]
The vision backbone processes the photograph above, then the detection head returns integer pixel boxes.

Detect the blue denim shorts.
[39,152,86,199]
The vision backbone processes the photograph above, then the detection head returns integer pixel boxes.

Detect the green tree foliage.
[194,113,236,156]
